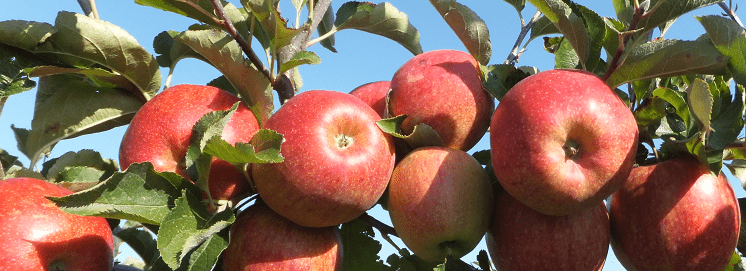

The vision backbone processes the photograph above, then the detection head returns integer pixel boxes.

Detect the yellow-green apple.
[222,201,342,271]
[251,90,395,228]
[0,177,114,271]
[349,81,390,117]
[609,155,740,270]
[490,69,638,216]
[389,50,494,152]
[120,84,260,200]
[486,187,609,271]
[387,146,493,262]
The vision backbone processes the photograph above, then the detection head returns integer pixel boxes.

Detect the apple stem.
[563,140,580,159]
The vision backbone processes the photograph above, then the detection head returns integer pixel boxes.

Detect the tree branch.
[359,212,398,237]
[210,0,273,84]
[505,10,542,65]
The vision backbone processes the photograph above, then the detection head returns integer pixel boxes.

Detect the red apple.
[490,69,638,216]
[486,187,609,271]
[119,84,260,200]
[349,80,390,117]
[389,49,494,152]
[223,201,342,271]
[609,155,740,270]
[387,146,493,262]
[251,90,395,228]
[0,177,115,271]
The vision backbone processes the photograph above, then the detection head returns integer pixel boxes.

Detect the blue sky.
[1,1,743,270]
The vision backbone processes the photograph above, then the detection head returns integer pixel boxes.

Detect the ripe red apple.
[120,84,260,200]
[0,177,115,271]
[387,146,493,262]
[389,49,494,152]
[349,80,390,117]
[223,201,342,271]
[609,155,740,270]
[251,90,395,228]
[486,187,609,271]
[490,69,638,216]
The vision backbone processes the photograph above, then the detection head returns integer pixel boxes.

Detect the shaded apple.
[120,84,260,200]
[251,90,395,228]
[0,177,115,271]
[490,69,638,216]
[609,155,740,270]
[349,80,391,117]
[389,50,494,152]
[387,146,493,262]
[223,201,342,271]
[486,187,609,271]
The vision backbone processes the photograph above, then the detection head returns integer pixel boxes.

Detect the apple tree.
[1,0,746,270]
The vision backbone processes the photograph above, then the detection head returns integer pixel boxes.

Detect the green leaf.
[568,3,606,72]
[0,148,21,171]
[41,149,118,192]
[184,102,239,195]
[38,11,161,101]
[18,75,144,168]
[612,0,634,25]
[279,51,321,75]
[0,44,44,97]
[2,165,45,180]
[115,226,160,266]
[135,0,221,27]
[317,4,337,52]
[709,80,744,150]
[174,29,273,125]
[687,78,714,143]
[528,0,589,69]
[602,18,626,61]
[376,115,445,150]
[697,15,746,86]
[480,64,530,100]
[243,0,306,51]
[502,0,526,14]
[203,128,284,164]
[723,250,746,271]
[606,39,729,88]
[340,218,386,271]
[0,20,56,50]
[157,191,234,270]
[637,0,723,37]
[48,162,200,225]
[555,37,580,69]
[634,96,669,128]
[27,66,142,91]
[653,87,691,125]
[335,2,423,55]
[528,16,560,44]
[429,0,491,65]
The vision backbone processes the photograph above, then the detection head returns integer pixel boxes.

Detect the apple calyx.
[335,133,354,149]
[49,262,65,271]
[563,140,580,159]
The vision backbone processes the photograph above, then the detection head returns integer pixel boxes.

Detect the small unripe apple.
[486,187,609,271]
[252,90,395,228]
[387,146,493,262]
[490,69,638,216]
[223,201,342,271]
[0,177,115,271]
[389,50,494,152]
[120,84,260,200]
[610,155,740,270]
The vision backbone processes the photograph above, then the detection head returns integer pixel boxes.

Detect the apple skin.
[0,177,115,271]
[490,69,638,216]
[251,90,395,228]
[609,155,740,271]
[223,201,342,271]
[486,187,609,271]
[349,81,391,117]
[389,49,494,152]
[120,84,260,200]
[387,146,493,262]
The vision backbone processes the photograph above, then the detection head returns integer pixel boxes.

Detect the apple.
[251,90,395,228]
[609,155,740,270]
[349,80,391,117]
[222,201,342,271]
[120,84,260,200]
[389,49,494,152]
[486,187,609,271]
[0,177,115,271]
[387,146,493,262]
[490,69,638,216]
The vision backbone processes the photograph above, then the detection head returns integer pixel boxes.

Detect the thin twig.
[358,212,398,237]
[719,1,745,29]
[209,0,274,84]
[505,10,543,65]
[602,3,648,82]
[89,0,100,19]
